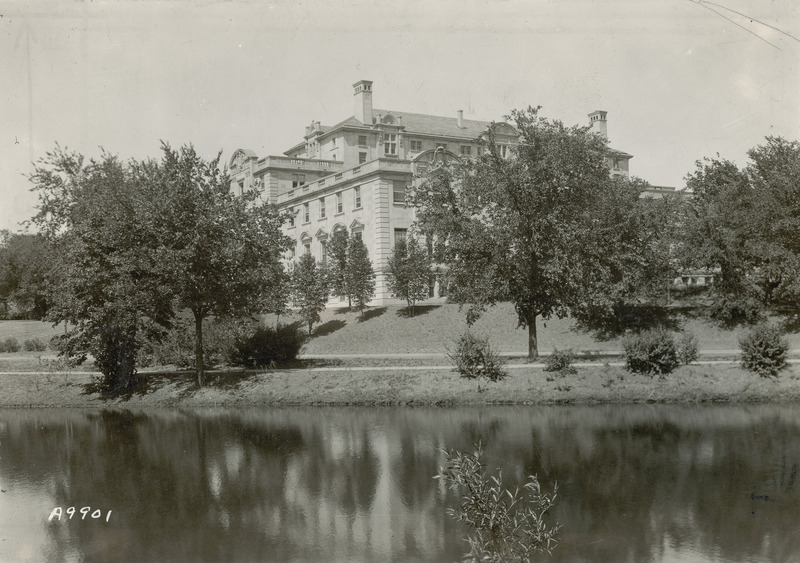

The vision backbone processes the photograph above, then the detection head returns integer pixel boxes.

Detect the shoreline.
[2,360,800,408]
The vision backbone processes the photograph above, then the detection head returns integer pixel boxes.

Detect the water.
[1,405,799,562]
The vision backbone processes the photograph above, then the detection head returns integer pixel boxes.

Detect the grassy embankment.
[2,301,800,407]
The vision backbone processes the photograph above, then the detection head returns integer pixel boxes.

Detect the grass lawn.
[2,302,800,366]
[282,301,800,357]
[2,362,800,408]
[0,320,64,344]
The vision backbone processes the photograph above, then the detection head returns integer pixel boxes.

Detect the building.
[229,80,633,304]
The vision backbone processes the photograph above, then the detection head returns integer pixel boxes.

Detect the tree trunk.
[527,316,539,361]
[194,311,204,387]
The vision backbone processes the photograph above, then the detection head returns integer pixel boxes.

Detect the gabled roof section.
[373,108,496,139]
[349,219,364,231]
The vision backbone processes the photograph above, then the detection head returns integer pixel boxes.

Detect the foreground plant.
[739,323,789,377]
[436,445,560,562]
[447,330,507,381]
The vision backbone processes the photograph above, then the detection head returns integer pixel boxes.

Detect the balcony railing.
[276,158,413,204]
[255,155,343,172]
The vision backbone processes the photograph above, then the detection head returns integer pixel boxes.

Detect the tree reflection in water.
[0,405,799,562]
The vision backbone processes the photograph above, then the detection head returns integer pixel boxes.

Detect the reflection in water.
[1,405,799,562]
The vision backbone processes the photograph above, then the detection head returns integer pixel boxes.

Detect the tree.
[291,253,328,334]
[679,137,800,325]
[385,235,431,315]
[325,227,350,306]
[680,154,762,323]
[29,147,173,393]
[151,143,292,386]
[571,176,684,333]
[345,234,375,317]
[412,107,646,359]
[0,231,51,319]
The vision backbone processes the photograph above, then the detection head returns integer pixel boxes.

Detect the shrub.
[229,324,306,368]
[0,337,20,353]
[622,328,679,376]
[23,338,48,352]
[543,348,577,376]
[138,318,239,369]
[739,323,789,378]
[447,330,506,381]
[435,445,560,561]
[677,332,700,365]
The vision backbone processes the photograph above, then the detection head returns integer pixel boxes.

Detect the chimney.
[353,80,374,125]
[588,110,608,140]
[457,110,464,128]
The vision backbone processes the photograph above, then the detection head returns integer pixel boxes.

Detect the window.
[336,192,343,214]
[332,153,337,161]
[359,152,367,164]
[498,144,509,158]
[304,243,310,255]
[394,228,407,246]
[358,135,367,146]
[384,133,397,155]
[303,202,310,223]
[436,143,448,150]
[288,207,295,227]
[237,181,244,195]
[354,186,362,209]
[319,197,326,219]
[321,241,327,266]
[355,231,363,242]
[292,174,306,188]
[460,145,472,156]
[393,180,407,204]
[410,140,422,152]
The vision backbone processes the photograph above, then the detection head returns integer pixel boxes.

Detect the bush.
[447,330,506,381]
[0,337,20,353]
[677,332,700,365]
[229,323,306,368]
[138,318,239,369]
[23,338,48,352]
[435,445,560,561]
[543,348,577,376]
[739,323,789,378]
[622,328,679,376]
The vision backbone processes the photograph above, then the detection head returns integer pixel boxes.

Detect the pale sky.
[1,0,798,232]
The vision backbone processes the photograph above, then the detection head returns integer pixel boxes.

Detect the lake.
[1,405,799,562]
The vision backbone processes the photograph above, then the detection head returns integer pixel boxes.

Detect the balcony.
[277,158,413,205]
[254,155,343,173]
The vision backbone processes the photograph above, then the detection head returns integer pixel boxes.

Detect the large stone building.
[229,80,633,304]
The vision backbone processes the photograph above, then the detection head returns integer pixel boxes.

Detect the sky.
[1,0,798,232]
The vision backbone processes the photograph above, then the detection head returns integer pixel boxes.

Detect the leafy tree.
[412,107,645,359]
[680,137,800,324]
[572,176,684,333]
[345,234,375,317]
[325,227,350,305]
[150,143,292,386]
[743,137,800,311]
[0,231,51,319]
[385,235,431,315]
[681,155,762,323]
[291,253,328,334]
[29,147,173,393]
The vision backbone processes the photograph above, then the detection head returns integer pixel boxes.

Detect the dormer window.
[384,134,397,155]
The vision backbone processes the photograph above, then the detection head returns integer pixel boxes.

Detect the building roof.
[284,108,631,159]
[372,109,494,139]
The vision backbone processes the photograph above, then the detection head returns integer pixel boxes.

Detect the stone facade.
[229,80,632,304]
